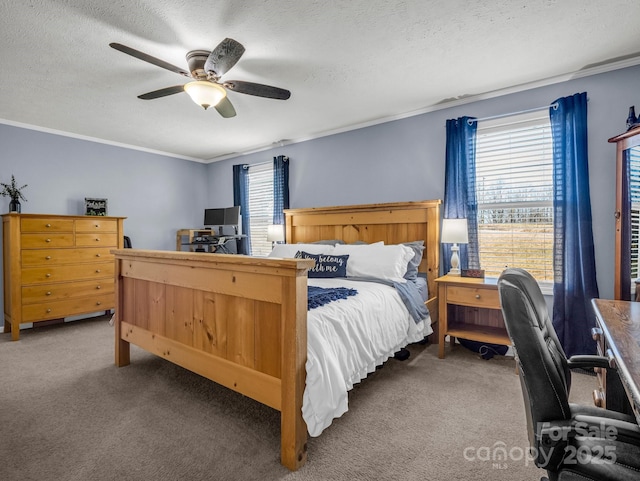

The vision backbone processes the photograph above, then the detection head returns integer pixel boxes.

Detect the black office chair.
[497,268,640,481]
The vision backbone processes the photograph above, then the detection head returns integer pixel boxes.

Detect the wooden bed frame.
[113,200,441,470]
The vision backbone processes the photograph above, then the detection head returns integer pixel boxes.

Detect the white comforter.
[302,278,432,437]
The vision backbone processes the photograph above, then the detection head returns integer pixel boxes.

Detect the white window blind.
[247,162,274,256]
[475,111,554,282]
[630,148,640,279]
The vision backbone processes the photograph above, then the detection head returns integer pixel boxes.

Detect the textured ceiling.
[1,0,640,163]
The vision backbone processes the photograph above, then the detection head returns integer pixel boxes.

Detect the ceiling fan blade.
[137,85,185,100]
[215,96,237,118]
[204,38,245,77]
[223,80,291,100]
[110,43,191,77]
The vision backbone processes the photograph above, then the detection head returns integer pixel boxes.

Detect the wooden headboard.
[284,200,441,318]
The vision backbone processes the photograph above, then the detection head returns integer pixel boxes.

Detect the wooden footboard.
[112,249,314,470]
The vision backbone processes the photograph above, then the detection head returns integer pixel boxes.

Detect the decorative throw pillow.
[295,251,349,278]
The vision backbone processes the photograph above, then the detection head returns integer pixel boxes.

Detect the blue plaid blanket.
[307,286,358,310]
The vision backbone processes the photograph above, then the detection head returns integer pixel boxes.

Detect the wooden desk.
[176,229,215,251]
[436,275,510,359]
[592,298,640,424]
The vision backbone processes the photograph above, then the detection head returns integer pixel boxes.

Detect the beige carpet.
[0,316,595,481]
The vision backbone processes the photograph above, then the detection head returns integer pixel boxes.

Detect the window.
[475,111,554,283]
[246,162,274,256]
[630,148,640,279]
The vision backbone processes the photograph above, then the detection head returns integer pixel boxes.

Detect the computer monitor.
[204,208,226,227]
[204,206,241,228]
[223,206,240,226]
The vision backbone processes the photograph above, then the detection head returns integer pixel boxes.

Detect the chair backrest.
[497,268,572,451]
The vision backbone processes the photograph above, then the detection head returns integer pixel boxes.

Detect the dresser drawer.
[22,262,115,284]
[75,218,117,233]
[22,279,114,304]
[21,233,74,249]
[75,233,118,247]
[22,293,114,323]
[22,247,113,266]
[21,218,74,233]
[446,285,501,309]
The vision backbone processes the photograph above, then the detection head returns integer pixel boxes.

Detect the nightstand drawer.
[446,285,501,309]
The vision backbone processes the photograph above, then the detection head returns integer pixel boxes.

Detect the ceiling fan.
[109,38,291,118]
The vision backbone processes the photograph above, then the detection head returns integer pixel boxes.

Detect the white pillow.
[268,243,334,258]
[332,243,414,281]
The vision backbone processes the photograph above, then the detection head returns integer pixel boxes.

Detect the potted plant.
[0,175,28,213]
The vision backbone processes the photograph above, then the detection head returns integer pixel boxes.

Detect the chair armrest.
[574,414,640,445]
[539,416,640,449]
[567,355,612,370]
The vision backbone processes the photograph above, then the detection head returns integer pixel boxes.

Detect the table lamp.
[267,224,285,247]
[441,218,468,275]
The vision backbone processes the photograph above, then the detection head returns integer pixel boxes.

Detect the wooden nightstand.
[435,274,510,359]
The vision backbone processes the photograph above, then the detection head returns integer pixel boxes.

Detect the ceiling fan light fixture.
[184,81,226,110]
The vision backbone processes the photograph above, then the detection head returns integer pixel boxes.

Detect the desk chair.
[497,268,640,481]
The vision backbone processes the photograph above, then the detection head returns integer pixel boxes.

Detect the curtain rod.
[467,102,559,125]
[242,156,289,169]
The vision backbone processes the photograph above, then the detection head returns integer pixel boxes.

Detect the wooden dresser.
[2,213,126,340]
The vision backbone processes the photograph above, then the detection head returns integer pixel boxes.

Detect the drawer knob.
[96,285,101,290]
[46,308,51,313]
[95,238,100,242]
[45,223,51,228]
[45,273,51,278]
[96,269,101,273]
[96,301,102,306]
[46,291,51,296]
[475,294,481,299]
[95,224,99,228]
[96,253,101,257]
[45,256,51,260]
[45,238,51,243]
[591,327,603,341]
[593,389,604,407]
[606,349,617,369]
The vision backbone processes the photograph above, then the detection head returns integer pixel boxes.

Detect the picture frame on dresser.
[84,198,108,216]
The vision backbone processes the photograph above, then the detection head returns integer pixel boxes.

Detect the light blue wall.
[0,125,209,247]
[0,125,209,324]
[207,64,640,301]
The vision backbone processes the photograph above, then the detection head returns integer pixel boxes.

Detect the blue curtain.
[442,116,480,273]
[550,92,599,356]
[233,164,251,255]
[273,155,290,226]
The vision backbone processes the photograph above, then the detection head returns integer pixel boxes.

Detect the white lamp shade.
[441,218,469,244]
[267,224,285,242]
[184,81,226,110]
